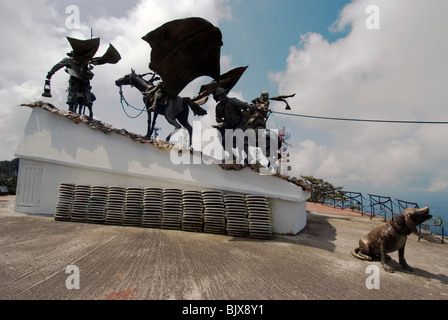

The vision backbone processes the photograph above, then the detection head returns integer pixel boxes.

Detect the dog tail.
[351,247,367,260]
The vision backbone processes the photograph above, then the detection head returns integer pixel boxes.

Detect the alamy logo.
[365,5,380,30]
[365,265,380,289]
[169,121,282,175]
[65,265,80,290]
[65,5,80,30]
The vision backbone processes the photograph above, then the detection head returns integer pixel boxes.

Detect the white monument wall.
[15,105,310,234]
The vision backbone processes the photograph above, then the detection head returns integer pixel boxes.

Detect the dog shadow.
[402,266,448,285]
[377,258,448,285]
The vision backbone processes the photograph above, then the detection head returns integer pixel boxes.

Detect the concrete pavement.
[1,197,447,300]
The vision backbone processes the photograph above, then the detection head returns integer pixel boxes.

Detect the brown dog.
[352,207,431,273]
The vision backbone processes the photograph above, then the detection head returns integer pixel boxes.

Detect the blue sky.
[220,0,352,97]
[1,0,447,224]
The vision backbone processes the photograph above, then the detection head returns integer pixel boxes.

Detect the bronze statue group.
[43,18,293,166]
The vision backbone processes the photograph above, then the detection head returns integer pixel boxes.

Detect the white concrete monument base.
[15,103,310,235]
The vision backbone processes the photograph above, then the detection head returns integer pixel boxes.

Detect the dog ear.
[404,211,418,233]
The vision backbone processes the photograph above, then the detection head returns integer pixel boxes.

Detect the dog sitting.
[352,207,431,273]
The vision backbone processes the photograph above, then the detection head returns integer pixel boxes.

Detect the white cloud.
[2,0,447,202]
[0,0,232,160]
[427,176,448,193]
[271,0,448,194]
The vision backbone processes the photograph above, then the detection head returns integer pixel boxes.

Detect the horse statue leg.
[177,100,192,146]
[147,112,158,139]
[183,122,193,146]
[257,129,282,164]
[165,118,182,143]
[146,110,152,138]
[144,95,159,139]
[164,97,184,144]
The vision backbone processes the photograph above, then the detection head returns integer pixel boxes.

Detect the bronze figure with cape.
[117,17,248,145]
[44,37,121,118]
[142,17,223,98]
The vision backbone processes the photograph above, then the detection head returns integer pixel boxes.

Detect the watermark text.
[65,264,80,290]
[65,5,80,30]
[365,5,380,30]
[365,265,380,289]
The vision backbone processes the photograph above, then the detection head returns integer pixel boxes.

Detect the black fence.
[319,191,445,244]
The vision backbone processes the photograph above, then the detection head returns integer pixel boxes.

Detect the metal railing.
[368,194,394,221]
[314,191,445,244]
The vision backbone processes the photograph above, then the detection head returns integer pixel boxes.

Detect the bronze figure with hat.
[43,36,121,118]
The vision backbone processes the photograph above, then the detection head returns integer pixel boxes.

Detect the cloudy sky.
[1,0,447,218]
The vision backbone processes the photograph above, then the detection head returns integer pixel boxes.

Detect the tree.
[298,175,344,204]
[0,158,19,195]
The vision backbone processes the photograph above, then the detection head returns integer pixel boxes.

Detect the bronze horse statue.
[115,70,206,145]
